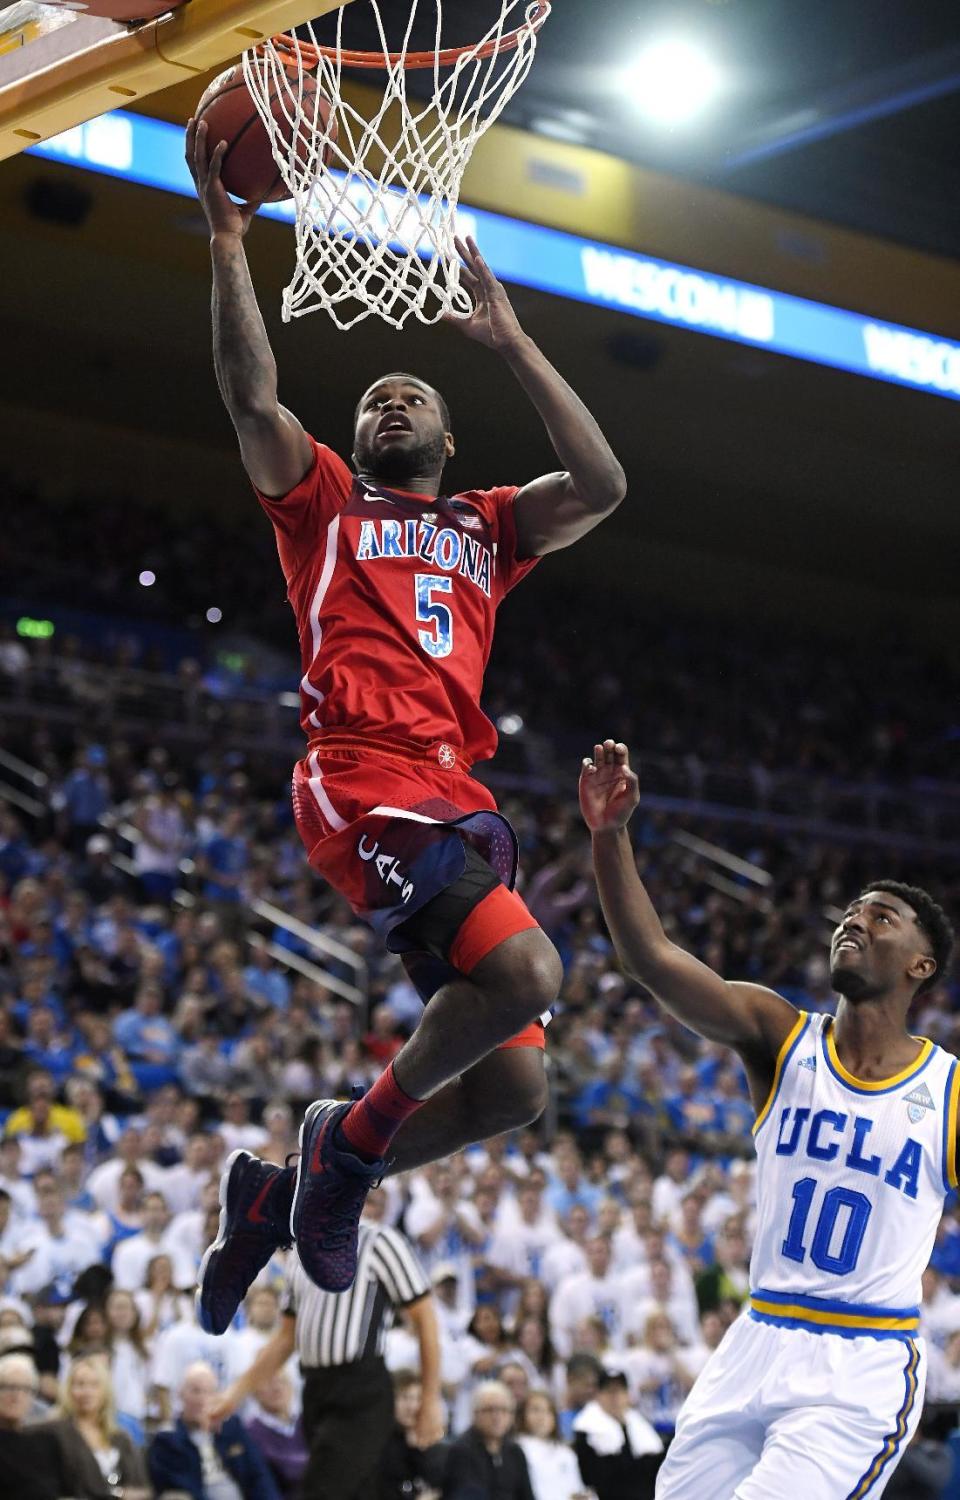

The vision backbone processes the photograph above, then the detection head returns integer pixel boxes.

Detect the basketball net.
[242,0,550,330]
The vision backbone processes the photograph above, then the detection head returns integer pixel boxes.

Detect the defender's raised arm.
[186,116,313,498]
[581,740,797,1108]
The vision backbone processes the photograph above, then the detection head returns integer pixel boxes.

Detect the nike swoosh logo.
[246,1178,273,1226]
[310,1114,330,1175]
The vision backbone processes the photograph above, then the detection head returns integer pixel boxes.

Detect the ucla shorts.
[657,1313,924,1499]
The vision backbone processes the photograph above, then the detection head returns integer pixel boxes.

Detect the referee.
[212,1195,444,1499]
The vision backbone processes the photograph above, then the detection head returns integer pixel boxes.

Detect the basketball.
[194,64,337,203]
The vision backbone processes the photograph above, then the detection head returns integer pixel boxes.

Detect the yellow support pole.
[0,0,351,159]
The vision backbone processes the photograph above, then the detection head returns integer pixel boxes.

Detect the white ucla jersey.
[749,1010,960,1340]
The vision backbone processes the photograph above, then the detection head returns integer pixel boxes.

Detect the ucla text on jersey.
[749,1011,960,1339]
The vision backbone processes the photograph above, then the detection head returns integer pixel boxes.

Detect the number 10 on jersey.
[416,574,454,658]
[782,1177,873,1276]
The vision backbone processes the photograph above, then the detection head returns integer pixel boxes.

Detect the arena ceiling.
[343,0,960,259]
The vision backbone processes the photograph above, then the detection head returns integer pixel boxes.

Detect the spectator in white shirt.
[150,1313,230,1424]
[619,1257,699,1349]
[517,1388,590,1500]
[540,1205,590,1291]
[134,1252,193,1341]
[701,1159,756,1239]
[927,1327,960,1401]
[0,1139,36,1220]
[13,1171,102,1297]
[132,785,187,899]
[651,1150,691,1228]
[112,1189,188,1291]
[489,1182,561,1286]
[512,1317,564,1403]
[217,1094,270,1157]
[105,1288,152,1428]
[613,1310,693,1433]
[494,1171,555,1236]
[86,1128,166,1214]
[157,1132,218,1215]
[920,1266,960,1350]
[611,1198,655,1274]
[223,1287,286,1384]
[429,1263,472,1341]
[550,1236,627,1359]
[674,1309,725,1385]
[259,1103,297,1168]
[405,1162,488,1311]
[0,1190,37,1277]
[165,1184,221,1284]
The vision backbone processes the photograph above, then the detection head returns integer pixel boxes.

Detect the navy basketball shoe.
[196,1150,294,1335]
[289,1098,385,1293]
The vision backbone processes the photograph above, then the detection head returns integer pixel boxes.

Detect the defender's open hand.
[579,740,640,831]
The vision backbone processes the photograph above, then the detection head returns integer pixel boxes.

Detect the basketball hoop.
[241,0,550,330]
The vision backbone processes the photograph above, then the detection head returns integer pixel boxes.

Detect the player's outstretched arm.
[582,741,798,1076]
[448,236,626,557]
[185,116,313,498]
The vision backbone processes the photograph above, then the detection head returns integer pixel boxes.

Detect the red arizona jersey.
[256,438,538,764]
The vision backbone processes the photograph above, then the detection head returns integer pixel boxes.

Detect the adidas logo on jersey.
[904,1081,935,1124]
[798,1055,816,1071]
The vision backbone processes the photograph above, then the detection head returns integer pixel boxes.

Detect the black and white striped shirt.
[284,1222,430,1368]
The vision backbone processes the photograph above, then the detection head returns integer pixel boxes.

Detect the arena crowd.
[0,609,958,1497]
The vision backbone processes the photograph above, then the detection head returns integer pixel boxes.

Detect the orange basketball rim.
[272,0,550,72]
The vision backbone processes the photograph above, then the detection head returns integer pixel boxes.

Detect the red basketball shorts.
[291,740,546,1050]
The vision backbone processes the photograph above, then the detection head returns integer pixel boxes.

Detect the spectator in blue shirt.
[114,986,180,1066]
[55,748,112,852]
[665,1194,715,1277]
[664,1067,720,1138]
[930,1216,960,1279]
[0,807,30,885]
[572,1058,647,1135]
[23,1007,76,1083]
[546,1154,604,1222]
[199,809,250,905]
[712,1068,755,1140]
[243,948,291,1012]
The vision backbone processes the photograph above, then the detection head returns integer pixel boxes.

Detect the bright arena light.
[626,38,721,125]
[138,570,156,587]
[206,607,223,624]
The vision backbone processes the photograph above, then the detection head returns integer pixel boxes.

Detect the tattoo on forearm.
[211,241,277,414]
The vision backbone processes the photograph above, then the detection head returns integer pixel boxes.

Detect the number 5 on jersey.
[416,574,454,658]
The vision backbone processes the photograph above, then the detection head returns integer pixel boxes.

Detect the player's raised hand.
[579,740,640,831]
[185,117,262,238]
[447,235,525,353]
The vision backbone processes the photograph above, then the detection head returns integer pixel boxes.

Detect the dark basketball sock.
[337,1062,423,1162]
